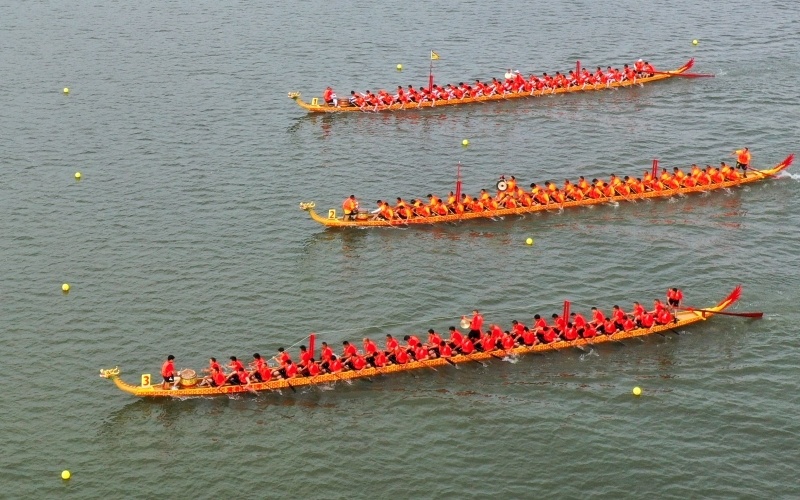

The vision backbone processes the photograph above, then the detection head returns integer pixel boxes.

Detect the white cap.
[638,58,643,62]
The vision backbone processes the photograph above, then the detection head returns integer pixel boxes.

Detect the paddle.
[652,71,714,78]
[681,308,763,319]
[745,165,776,179]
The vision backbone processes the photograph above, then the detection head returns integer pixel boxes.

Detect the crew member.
[466,309,484,341]
[733,147,751,176]
[323,87,338,107]
[161,355,178,389]
[667,287,684,311]
[342,195,359,220]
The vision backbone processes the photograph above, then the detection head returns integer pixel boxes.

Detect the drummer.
[161,355,180,390]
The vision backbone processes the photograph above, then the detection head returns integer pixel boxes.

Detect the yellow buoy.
[692,39,699,45]
[61,470,71,480]
[62,283,70,292]
[63,87,70,94]
[396,64,403,71]
[633,386,642,396]
[74,172,81,180]
[462,139,469,146]
[526,238,533,245]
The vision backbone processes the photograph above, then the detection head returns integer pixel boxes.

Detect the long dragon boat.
[289,58,696,113]
[300,154,794,228]
[100,286,746,398]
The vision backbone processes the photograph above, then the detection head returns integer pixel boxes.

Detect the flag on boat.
[430,51,440,60]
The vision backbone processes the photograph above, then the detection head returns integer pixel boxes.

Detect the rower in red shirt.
[276,348,291,366]
[611,305,627,329]
[249,353,269,382]
[319,342,334,372]
[363,337,379,365]
[582,323,597,339]
[603,318,617,336]
[590,307,607,334]
[521,327,536,346]
[341,341,358,363]
[394,347,410,364]
[229,356,245,373]
[349,354,367,371]
[439,341,453,358]
[541,327,558,344]
[385,334,399,353]
[447,326,464,350]
[202,357,222,378]
[373,350,388,368]
[199,366,228,387]
[404,335,421,352]
[427,329,442,356]
[459,337,476,355]
[328,355,344,373]
[298,345,313,371]
[306,360,321,377]
[570,312,587,333]
[632,301,646,325]
[563,323,579,341]
[501,331,516,350]
[477,332,493,352]
[161,355,177,389]
[622,315,637,331]
[533,314,547,331]
[283,360,299,379]
[413,344,429,361]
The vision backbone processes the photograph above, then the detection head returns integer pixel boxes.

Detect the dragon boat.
[100,286,748,398]
[300,154,794,228]
[288,58,697,113]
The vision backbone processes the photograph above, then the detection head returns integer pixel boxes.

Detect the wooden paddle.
[652,71,714,78]
[681,307,763,319]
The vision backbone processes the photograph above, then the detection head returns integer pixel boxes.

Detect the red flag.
[563,300,570,324]
[652,159,658,180]
[309,333,316,361]
[576,60,581,77]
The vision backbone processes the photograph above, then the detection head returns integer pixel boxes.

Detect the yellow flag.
[430,51,440,60]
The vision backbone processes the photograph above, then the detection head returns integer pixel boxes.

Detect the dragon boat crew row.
[326,59,657,110]
[162,290,683,389]
[341,158,750,222]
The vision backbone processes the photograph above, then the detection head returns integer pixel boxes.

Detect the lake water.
[1,0,799,497]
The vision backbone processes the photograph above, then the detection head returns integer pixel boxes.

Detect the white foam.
[781,172,800,181]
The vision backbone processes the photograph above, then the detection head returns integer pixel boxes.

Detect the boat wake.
[783,172,800,181]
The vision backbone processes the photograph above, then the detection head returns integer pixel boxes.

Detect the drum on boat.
[496,180,508,192]
[356,213,369,220]
[460,318,470,329]
[179,369,198,387]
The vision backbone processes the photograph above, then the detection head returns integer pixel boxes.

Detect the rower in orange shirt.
[413,199,432,217]
[733,147,751,177]
[576,176,591,196]
[721,161,739,181]
[530,183,550,204]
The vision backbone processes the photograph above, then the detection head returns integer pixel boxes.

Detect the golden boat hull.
[289,59,695,113]
[301,155,793,228]
[101,287,742,398]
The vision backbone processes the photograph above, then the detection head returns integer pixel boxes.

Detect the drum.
[496,180,508,192]
[460,318,471,329]
[179,369,198,387]
[356,213,369,221]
